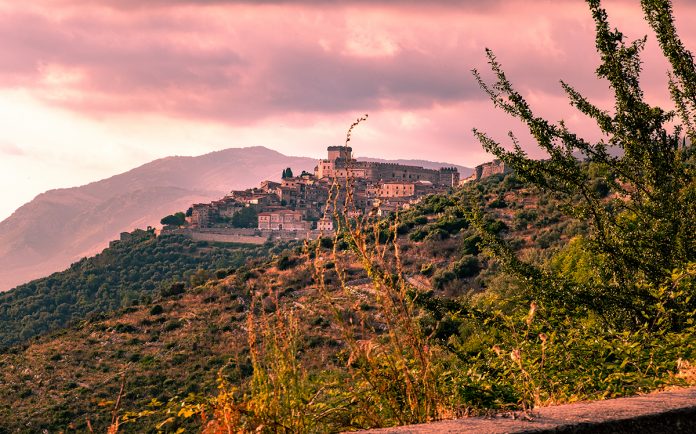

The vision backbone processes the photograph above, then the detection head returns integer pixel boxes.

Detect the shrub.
[409,227,429,242]
[163,320,183,332]
[420,263,435,277]
[424,228,449,242]
[432,268,457,290]
[161,282,185,297]
[276,255,296,271]
[452,255,481,279]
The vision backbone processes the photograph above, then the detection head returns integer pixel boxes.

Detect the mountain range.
[0,146,471,291]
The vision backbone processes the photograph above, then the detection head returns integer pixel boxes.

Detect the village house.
[378,180,439,198]
[259,180,281,193]
[229,189,280,207]
[317,216,334,232]
[379,181,416,197]
[211,196,243,218]
[257,209,310,231]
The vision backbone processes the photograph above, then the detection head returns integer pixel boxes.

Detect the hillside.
[0,173,588,433]
[0,146,318,292]
[0,228,283,349]
[1,170,694,432]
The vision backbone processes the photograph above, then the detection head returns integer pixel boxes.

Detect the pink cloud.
[0,140,25,156]
[0,0,694,154]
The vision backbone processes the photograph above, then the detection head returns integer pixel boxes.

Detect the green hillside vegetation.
[0,174,587,433]
[1,1,695,433]
[0,229,276,348]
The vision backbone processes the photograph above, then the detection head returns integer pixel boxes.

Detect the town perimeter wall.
[189,231,268,245]
[164,227,328,244]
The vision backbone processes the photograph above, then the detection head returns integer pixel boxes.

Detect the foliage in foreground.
[473,0,696,329]
[190,1,696,432]
[193,223,695,433]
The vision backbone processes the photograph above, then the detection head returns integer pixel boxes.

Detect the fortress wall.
[172,228,326,244]
[369,163,440,183]
[475,159,512,180]
[194,228,259,235]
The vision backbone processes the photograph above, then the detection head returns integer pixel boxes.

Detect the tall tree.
[472,0,696,329]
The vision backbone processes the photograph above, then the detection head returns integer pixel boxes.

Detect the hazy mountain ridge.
[0,146,470,291]
[0,147,318,291]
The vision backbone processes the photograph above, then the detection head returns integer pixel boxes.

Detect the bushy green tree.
[160,212,186,226]
[472,0,696,329]
[231,206,259,228]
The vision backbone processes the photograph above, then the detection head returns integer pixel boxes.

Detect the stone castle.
[315,146,460,187]
[461,159,512,184]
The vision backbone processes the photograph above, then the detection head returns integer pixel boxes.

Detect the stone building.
[378,180,440,198]
[317,216,334,232]
[190,204,211,228]
[229,189,280,207]
[379,181,416,198]
[258,210,310,231]
[259,180,280,192]
[211,197,242,218]
[438,167,460,187]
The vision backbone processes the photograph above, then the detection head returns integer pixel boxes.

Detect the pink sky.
[0,0,694,221]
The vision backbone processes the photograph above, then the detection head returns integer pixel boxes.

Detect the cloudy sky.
[0,0,694,221]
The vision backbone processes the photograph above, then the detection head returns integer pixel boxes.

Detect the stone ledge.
[357,387,696,434]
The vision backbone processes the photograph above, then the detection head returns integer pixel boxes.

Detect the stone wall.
[189,231,268,245]
[475,159,512,180]
[166,227,326,245]
[357,387,696,434]
[367,162,441,184]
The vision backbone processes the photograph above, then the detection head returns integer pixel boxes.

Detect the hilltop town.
[160,146,509,244]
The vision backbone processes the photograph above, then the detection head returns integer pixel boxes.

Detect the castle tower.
[327,145,352,161]
[438,167,460,187]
